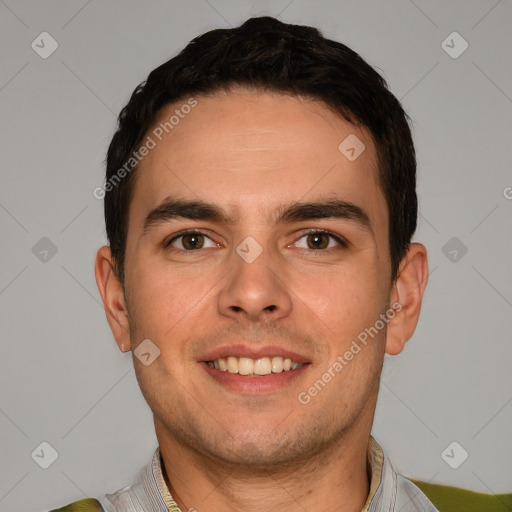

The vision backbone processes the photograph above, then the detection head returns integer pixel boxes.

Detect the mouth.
[199,345,312,394]
[200,356,311,395]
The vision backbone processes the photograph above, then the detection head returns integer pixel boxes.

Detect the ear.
[385,243,429,356]
[94,245,131,353]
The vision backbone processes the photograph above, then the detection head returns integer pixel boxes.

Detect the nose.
[217,243,293,323]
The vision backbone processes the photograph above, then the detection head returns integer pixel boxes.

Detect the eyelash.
[163,229,348,252]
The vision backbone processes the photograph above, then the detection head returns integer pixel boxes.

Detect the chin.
[216,441,299,468]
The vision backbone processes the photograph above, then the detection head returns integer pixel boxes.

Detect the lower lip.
[200,361,311,395]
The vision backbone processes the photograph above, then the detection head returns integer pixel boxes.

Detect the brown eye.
[293,230,347,251]
[306,233,329,249]
[181,233,204,250]
[166,231,217,251]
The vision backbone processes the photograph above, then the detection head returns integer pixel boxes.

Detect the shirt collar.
[152,445,181,510]
[362,436,385,511]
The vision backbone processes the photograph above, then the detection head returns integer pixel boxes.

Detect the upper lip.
[200,344,311,364]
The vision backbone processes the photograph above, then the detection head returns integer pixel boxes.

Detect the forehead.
[128,90,386,233]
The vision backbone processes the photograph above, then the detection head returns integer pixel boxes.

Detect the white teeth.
[238,357,254,375]
[254,357,272,375]
[271,356,283,373]
[227,356,238,373]
[207,356,304,376]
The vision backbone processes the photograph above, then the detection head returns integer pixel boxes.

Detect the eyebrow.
[141,196,373,236]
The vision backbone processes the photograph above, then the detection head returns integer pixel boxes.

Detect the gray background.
[1,0,511,510]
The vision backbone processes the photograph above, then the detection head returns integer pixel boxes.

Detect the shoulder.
[47,498,105,512]
[411,479,512,512]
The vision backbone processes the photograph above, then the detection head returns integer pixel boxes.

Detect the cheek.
[127,262,211,341]
[300,267,383,337]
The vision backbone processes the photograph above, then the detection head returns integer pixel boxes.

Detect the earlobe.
[94,246,131,353]
[385,243,429,356]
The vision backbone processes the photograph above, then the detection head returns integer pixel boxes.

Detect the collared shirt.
[90,436,438,512]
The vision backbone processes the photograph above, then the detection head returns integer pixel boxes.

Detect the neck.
[157,422,372,512]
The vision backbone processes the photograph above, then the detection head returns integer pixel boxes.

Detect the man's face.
[122,90,392,467]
